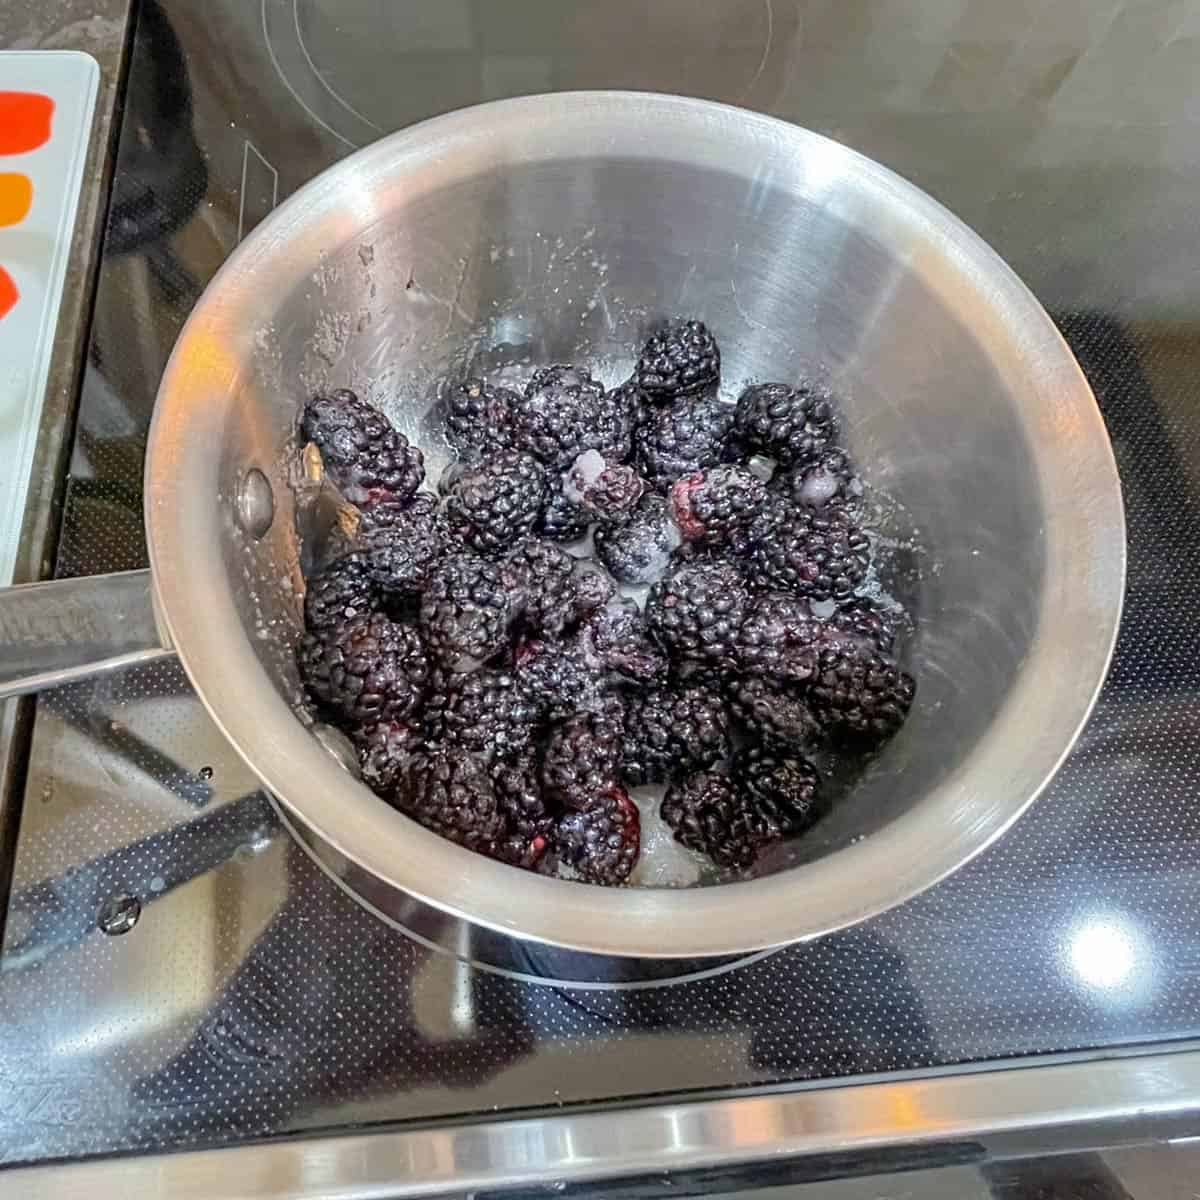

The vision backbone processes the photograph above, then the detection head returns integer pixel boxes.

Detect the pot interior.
[221,136,1045,883]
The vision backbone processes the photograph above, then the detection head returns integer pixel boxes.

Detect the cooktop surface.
[4,0,1200,1169]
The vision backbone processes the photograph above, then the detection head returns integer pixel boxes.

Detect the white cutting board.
[0,51,98,584]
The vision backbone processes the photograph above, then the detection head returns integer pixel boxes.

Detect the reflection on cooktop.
[263,0,780,149]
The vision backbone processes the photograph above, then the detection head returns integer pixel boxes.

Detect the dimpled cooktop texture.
[4,0,1200,1168]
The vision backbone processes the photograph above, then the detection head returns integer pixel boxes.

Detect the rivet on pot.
[312,723,361,779]
[236,467,275,539]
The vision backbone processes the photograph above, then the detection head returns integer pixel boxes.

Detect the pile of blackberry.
[296,319,916,887]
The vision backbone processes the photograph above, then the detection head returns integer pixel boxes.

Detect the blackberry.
[537,478,592,543]
[353,719,422,793]
[610,380,651,431]
[396,744,502,850]
[553,786,640,885]
[541,701,624,807]
[770,449,861,512]
[669,536,758,570]
[593,494,680,586]
[830,598,902,657]
[443,450,547,555]
[571,566,616,626]
[634,319,720,399]
[304,554,378,634]
[515,364,632,470]
[738,592,824,683]
[424,669,539,761]
[419,553,522,672]
[635,395,735,489]
[729,675,820,748]
[741,593,900,683]
[359,493,446,593]
[507,538,576,639]
[621,685,731,786]
[491,753,553,869]
[670,466,767,545]
[734,744,820,837]
[645,559,749,670]
[302,388,425,505]
[661,771,762,870]
[563,451,646,523]
[809,645,915,743]
[298,612,430,724]
[513,638,606,722]
[752,499,870,601]
[577,601,668,684]
[509,539,614,639]
[444,377,518,458]
[733,382,837,467]
[674,660,732,692]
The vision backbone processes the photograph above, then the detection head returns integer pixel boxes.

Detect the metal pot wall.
[0,93,1124,975]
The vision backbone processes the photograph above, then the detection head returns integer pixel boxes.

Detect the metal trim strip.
[8,1046,1200,1197]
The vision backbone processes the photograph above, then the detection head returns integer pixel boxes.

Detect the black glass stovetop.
[4,0,1200,1168]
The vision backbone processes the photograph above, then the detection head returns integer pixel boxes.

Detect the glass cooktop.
[4,0,1200,1168]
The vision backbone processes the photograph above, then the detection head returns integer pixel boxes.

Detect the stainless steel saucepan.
[0,93,1124,971]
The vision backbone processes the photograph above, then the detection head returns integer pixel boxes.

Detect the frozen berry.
[669,537,758,571]
[593,494,680,586]
[563,450,646,523]
[830,598,903,657]
[670,465,767,545]
[770,449,861,511]
[577,601,668,684]
[645,559,749,670]
[443,450,547,555]
[444,377,518,458]
[513,638,607,722]
[610,380,651,430]
[302,388,424,505]
[304,554,379,633]
[513,540,614,639]
[395,744,502,850]
[621,685,731,786]
[734,744,820,837]
[753,499,870,602]
[359,493,447,593]
[537,478,592,543]
[353,719,422,793]
[733,381,837,468]
[738,592,824,683]
[491,753,553,868]
[298,612,430,724]
[809,643,915,743]
[635,395,735,489]
[419,553,522,672]
[542,701,624,808]
[661,771,762,869]
[570,566,617,626]
[634,319,720,399]
[553,785,640,885]
[424,669,539,761]
[729,675,820,748]
[515,364,633,470]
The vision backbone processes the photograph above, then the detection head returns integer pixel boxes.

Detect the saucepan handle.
[0,569,175,700]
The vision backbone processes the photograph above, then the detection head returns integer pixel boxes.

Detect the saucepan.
[0,93,1124,980]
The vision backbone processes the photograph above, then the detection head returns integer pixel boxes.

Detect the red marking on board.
[0,266,17,320]
[0,92,54,155]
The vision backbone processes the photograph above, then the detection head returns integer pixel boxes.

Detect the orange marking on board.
[0,173,33,226]
[0,266,18,320]
[0,92,54,155]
